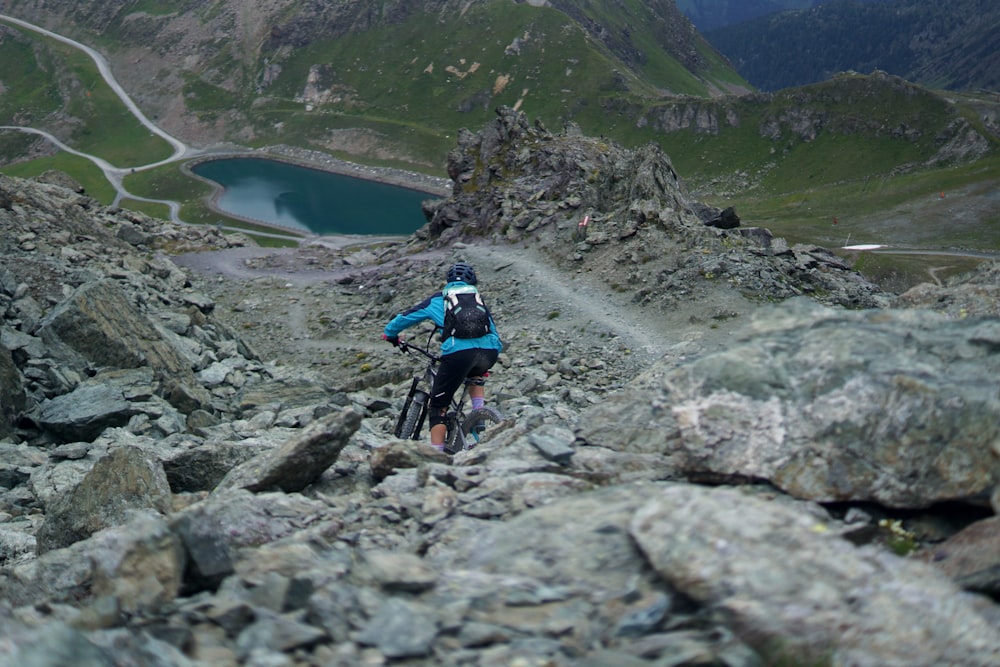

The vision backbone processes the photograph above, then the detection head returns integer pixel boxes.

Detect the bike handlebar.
[397,338,441,363]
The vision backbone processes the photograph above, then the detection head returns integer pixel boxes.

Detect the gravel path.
[174,235,752,392]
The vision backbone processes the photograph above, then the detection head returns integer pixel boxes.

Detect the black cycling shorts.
[429,348,499,412]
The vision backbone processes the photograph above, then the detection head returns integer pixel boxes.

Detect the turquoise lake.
[191,158,436,235]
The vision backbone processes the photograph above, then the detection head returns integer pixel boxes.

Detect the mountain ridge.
[0,0,997,274]
[705,0,1000,92]
[676,0,890,31]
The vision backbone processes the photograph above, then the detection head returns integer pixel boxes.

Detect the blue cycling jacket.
[384,281,503,355]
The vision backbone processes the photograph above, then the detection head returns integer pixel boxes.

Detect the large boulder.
[37,279,212,413]
[630,484,1000,667]
[35,445,173,553]
[214,408,363,493]
[171,489,331,588]
[577,298,1000,508]
[36,368,153,442]
[2,510,184,615]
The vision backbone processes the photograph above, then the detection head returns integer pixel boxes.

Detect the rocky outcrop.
[423,106,889,311]
[895,260,1000,318]
[0,174,256,445]
[631,485,1000,667]
[37,279,208,398]
[215,408,363,493]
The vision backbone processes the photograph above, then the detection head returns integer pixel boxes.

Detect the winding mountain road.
[0,13,214,222]
[0,14,189,158]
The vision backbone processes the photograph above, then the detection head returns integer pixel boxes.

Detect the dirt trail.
[461,244,675,362]
[175,237,751,375]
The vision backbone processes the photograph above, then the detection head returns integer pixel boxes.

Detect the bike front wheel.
[395,390,428,440]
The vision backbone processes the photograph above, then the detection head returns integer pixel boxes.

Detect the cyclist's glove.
[382,333,400,347]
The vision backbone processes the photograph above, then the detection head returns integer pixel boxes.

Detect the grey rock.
[1,326,47,358]
[162,441,272,493]
[357,549,438,593]
[214,408,362,493]
[0,442,46,488]
[36,279,213,413]
[370,440,451,483]
[205,598,256,637]
[426,484,663,609]
[235,608,327,657]
[306,583,364,644]
[919,515,1000,595]
[35,445,173,553]
[87,628,196,667]
[576,649,659,667]
[578,298,1000,509]
[37,368,152,442]
[0,344,26,438]
[528,425,576,464]
[37,279,182,376]
[0,528,36,566]
[356,596,438,658]
[630,484,1000,667]
[115,222,154,246]
[0,620,118,666]
[28,451,103,508]
[3,510,183,614]
[171,489,327,586]
[613,591,672,637]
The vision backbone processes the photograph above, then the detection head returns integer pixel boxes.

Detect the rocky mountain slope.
[706,0,1000,92]
[1,112,999,665]
[677,0,831,31]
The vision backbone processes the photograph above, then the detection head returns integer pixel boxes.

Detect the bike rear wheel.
[394,389,428,440]
[445,406,504,453]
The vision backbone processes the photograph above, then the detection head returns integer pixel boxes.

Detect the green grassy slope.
[246,2,741,156]
[0,20,174,171]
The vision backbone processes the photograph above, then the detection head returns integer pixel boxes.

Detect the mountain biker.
[383,263,503,452]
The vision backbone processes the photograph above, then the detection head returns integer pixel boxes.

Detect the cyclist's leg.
[428,350,478,449]
[466,349,499,409]
[469,382,486,410]
[466,349,499,421]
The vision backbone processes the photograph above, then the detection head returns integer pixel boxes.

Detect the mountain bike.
[392,327,505,454]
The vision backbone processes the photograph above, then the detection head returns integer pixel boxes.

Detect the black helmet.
[446,263,477,285]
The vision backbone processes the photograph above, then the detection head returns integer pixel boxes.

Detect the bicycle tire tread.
[462,407,504,434]
[396,394,426,440]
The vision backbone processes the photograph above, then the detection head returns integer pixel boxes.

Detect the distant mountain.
[704,0,1000,92]
[675,0,888,32]
[0,0,748,167]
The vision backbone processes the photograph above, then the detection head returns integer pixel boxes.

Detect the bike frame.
[393,327,474,444]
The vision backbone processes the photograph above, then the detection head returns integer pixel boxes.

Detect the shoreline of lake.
[259,144,453,198]
[184,146,452,240]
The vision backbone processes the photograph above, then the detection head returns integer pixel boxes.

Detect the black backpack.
[442,284,491,339]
